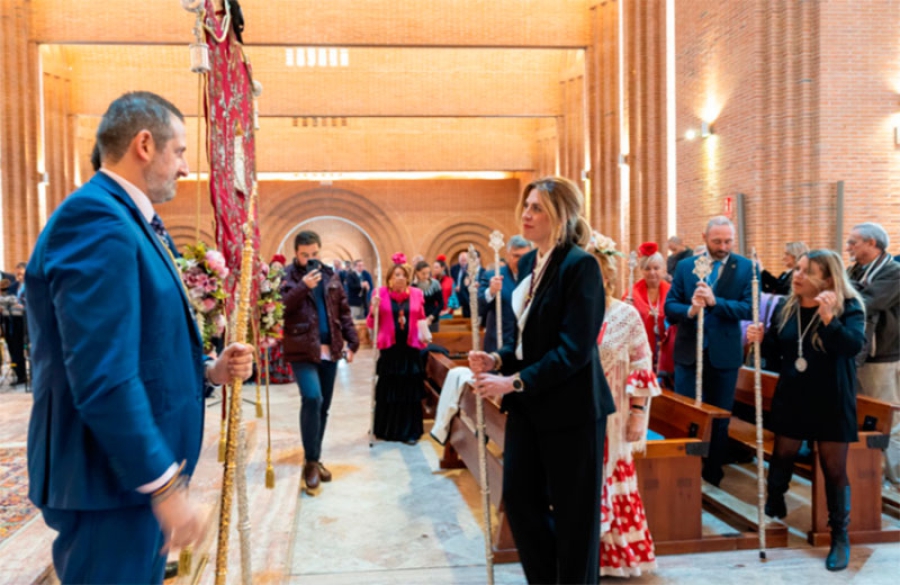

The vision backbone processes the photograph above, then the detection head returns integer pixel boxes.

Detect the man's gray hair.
[96,91,184,165]
[852,222,889,251]
[507,235,532,250]
[705,216,734,233]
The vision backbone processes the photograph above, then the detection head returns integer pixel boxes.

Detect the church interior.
[1,0,899,583]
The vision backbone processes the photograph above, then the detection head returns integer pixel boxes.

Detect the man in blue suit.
[26,92,253,584]
[665,216,753,486]
[478,235,532,352]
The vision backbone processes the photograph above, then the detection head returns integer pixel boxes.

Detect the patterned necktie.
[150,214,177,257]
[707,260,722,289]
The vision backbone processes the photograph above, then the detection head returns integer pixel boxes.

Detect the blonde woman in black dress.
[746,249,865,572]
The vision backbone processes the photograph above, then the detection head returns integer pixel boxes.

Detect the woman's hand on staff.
[474,372,515,400]
[467,350,496,374]
[746,323,765,343]
[815,290,838,325]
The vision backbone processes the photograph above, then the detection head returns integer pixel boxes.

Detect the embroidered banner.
[203,0,259,313]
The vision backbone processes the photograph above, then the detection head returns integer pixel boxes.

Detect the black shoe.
[702,468,723,487]
[825,484,851,571]
[765,494,787,518]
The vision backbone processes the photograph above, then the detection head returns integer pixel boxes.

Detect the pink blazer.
[367,286,427,350]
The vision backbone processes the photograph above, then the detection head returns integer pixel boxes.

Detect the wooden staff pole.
[751,248,767,560]
[368,263,382,447]
[692,255,713,406]
[488,231,505,351]
[467,244,495,585]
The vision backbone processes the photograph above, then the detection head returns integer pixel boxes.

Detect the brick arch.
[169,226,216,251]
[423,216,511,264]
[261,187,406,274]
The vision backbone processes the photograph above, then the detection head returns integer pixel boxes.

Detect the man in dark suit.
[26,92,253,584]
[3,262,28,385]
[478,235,531,352]
[665,216,753,486]
[345,259,373,319]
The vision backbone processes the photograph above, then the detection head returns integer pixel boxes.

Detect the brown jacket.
[280,260,360,363]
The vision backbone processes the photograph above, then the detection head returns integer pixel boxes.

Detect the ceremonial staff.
[215,188,258,585]
[368,263,383,447]
[489,231,505,351]
[751,248,767,560]
[692,255,713,405]
[626,250,638,303]
[467,244,495,585]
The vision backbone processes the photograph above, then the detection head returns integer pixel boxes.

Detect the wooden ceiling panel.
[64,45,567,117]
[75,116,542,173]
[32,0,589,48]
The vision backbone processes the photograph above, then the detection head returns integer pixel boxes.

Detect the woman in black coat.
[747,249,865,572]
[469,176,615,584]
[760,241,808,295]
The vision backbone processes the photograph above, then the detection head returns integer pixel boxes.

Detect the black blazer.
[497,243,615,431]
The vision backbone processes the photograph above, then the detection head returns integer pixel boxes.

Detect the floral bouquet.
[176,242,229,353]
[257,255,285,349]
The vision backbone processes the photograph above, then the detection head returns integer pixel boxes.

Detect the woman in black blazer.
[470,176,615,584]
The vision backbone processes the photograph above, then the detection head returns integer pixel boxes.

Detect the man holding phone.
[280,231,360,495]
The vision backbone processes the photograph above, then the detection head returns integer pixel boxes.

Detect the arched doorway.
[277,216,383,284]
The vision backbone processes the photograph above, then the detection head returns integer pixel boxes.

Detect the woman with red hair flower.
[626,242,674,381]
[368,253,429,443]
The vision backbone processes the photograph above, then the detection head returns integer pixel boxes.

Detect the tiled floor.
[2,350,898,584]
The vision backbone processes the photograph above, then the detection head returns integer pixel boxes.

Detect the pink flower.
[205,250,229,278]
[264,301,276,313]
[201,297,217,313]
[214,313,227,334]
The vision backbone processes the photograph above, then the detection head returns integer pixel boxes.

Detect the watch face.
[512,378,523,390]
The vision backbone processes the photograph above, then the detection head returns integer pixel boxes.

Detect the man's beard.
[147,179,177,203]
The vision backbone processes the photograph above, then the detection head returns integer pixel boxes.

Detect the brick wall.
[156,178,523,275]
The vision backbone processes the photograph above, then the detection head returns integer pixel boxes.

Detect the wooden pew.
[635,391,787,553]
[721,366,900,546]
[426,352,780,558]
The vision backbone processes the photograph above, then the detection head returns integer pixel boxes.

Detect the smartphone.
[307,258,321,271]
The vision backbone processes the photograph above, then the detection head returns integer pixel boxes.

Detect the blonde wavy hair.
[586,231,620,304]
[777,249,864,349]
[516,177,592,249]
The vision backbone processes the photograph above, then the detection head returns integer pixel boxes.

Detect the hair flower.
[638,242,659,257]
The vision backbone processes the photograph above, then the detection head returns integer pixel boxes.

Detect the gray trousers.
[858,360,900,485]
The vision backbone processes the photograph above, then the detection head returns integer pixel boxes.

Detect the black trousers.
[3,314,26,383]
[674,351,739,483]
[503,413,604,585]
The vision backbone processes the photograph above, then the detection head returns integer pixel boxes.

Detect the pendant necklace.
[795,307,820,373]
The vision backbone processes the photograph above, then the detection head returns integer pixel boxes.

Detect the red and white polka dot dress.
[598,300,660,577]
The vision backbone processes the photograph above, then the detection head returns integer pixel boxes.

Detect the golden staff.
[467,244,495,585]
[264,345,275,488]
[488,231,505,352]
[215,187,257,585]
[692,255,712,405]
[751,248,767,560]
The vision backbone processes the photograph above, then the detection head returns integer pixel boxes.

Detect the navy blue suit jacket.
[478,264,519,353]
[497,244,615,431]
[664,253,754,369]
[26,172,206,510]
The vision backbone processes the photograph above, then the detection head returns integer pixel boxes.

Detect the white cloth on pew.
[430,366,474,444]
